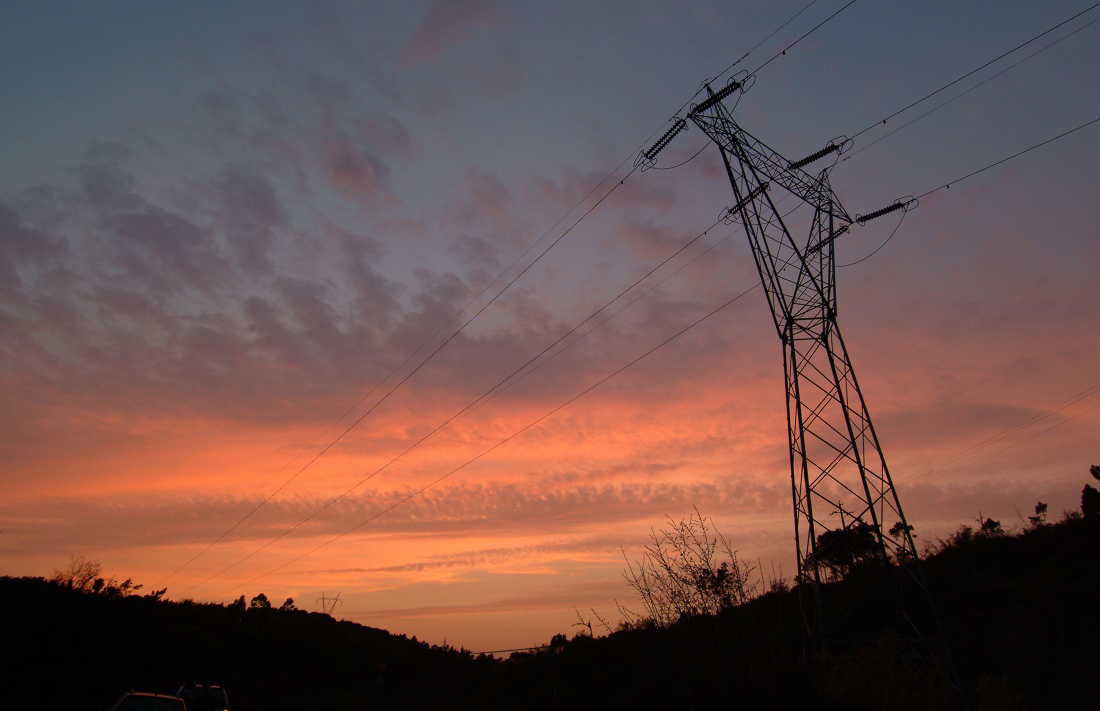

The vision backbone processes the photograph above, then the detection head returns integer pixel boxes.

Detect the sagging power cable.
[849,2,1100,142]
[916,115,1100,200]
[171,0,868,584]
[183,214,731,590]
[844,16,1100,161]
[839,114,1100,264]
[245,281,765,586]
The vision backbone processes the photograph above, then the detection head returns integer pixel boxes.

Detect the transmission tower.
[317,591,342,615]
[649,78,920,589]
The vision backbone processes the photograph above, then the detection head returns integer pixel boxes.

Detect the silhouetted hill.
[0,578,492,710]
[493,513,1100,710]
[3,513,1098,710]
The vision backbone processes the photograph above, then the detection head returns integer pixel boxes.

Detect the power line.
[300,12,1099,595]
[374,208,802,465]
[953,384,1100,465]
[916,383,1100,492]
[246,98,1100,584]
[183,215,730,591]
[180,171,660,590]
[836,113,1099,264]
[471,645,551,656]
[1023,397,1100,442]
[232,164,940,586]
[166,156,640,583]
[332,154,644,428]
[510,201,806,389]
[650,0,857,164]
[750,0,860,75]
[650,142,710,170]
[170,0,855,581]
[838,206,911,267]
[916,115,1100,199]
[244,282,765,586]
[205,178,808,591]
[844,16,1100,161]
[188,202,813,590]
[821,10,1100,264]
[707,0,823,83]
[172,0,863,585]
[667,0,834,131]
[251,200,851,580]
[850,2,1100,141]
[649,90,742,171]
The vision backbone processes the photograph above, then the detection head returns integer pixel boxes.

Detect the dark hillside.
[3,514,1097,710]
[487,514,1100,710]
[0,579,492,710]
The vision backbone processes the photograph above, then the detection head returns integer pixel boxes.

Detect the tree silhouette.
[51,556,102,591]
[979,517,1004,537]
[623,509,755,626]
[50,556,145,597]
[250,593,272,610]
[807,522,881,580]
[279,597,297,611]
[1083,485,1100,519]
[888,521,914,538]
[1027,501,1048,528]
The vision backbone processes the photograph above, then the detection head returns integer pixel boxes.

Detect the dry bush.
[50,555,158,598]
[623,508,756,627]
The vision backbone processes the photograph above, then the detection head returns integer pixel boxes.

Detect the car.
[174,682,230,711]
[109,691,186,711]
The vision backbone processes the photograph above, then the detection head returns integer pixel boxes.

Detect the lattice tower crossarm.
[688,87,918,586]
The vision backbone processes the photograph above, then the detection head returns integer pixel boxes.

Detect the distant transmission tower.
[317,591,342,615]
[646,77,920,591]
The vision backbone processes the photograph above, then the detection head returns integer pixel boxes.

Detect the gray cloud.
[218,166,285,273]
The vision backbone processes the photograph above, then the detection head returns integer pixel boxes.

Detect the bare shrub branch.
[623,508,756,627]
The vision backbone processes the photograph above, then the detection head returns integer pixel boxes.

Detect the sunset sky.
[2,0,1098,652]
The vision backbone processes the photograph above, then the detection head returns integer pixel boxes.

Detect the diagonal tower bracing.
[683,80,919,587]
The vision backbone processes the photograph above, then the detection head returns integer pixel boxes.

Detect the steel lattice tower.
[671,79,920,588]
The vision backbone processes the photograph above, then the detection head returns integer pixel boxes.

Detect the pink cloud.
[402,0,501,64]
[614,219,689,261]
[321,139,400,208]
